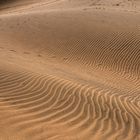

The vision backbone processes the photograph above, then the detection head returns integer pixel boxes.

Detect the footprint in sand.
[38,54,42,57]
[9,49,16,52]
[24,52,30,54]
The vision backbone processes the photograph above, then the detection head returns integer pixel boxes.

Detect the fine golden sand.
[0,0,140,140]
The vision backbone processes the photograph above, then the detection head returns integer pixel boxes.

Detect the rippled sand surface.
[0,1,140,140]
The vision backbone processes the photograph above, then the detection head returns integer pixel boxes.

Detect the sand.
[0,0,140,140]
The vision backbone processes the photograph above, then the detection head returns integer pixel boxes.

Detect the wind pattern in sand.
[0,0,140,140]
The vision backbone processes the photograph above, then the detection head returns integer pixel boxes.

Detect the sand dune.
[0,0,140,140]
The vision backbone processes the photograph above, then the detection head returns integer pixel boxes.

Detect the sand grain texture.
[0,0,140,140]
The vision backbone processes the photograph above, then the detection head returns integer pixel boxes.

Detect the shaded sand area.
[0,0,140,140]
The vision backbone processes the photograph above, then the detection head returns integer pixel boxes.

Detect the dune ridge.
[0,0,140,140]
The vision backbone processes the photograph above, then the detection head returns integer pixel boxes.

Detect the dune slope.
[0,1,140,140]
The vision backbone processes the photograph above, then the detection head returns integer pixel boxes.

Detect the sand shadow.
[0,0,17,5]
